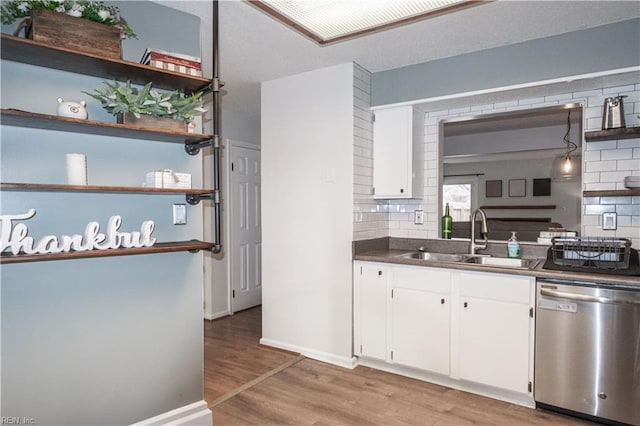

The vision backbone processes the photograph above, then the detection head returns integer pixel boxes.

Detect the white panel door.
[354,263,388,360]
[457,297,530,393]
[391,287,450,375]
[230,144,262,312]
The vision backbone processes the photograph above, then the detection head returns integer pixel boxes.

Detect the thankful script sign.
[0,209,156,255]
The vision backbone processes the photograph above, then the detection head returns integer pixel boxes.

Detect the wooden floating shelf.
[0,34,211,93]
[1,109,212,145]
[0,182,213,195]
[584,127,640,142]
[583,189,640,197]
[480,205,556,210]
[0,241,214,264]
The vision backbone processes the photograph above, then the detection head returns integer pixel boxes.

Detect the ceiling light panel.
[256,0,474,43]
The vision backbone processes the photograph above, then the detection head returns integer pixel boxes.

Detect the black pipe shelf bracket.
[185,137,213,155]
[186,191,216,205]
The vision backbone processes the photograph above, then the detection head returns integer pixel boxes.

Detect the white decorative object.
[0,209,156,255]
[145,170,191,189]
[66,153,88,185]
[56,98,88,119]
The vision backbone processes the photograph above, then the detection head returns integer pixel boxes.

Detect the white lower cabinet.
[353,262,388,360]
[453,271,533,394]
[390,266,450,375]
[354,261,535,403]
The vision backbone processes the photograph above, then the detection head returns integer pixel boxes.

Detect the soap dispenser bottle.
[507,232,521,258]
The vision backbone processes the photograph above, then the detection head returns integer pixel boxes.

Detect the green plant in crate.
[84,80,207,123]
[0,0,136,38]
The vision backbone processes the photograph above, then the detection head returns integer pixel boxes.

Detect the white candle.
[66,153,87,185]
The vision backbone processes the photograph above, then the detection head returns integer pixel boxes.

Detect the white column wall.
[260,63,355,367]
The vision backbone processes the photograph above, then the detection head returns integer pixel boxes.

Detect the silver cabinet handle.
[540,288,640,305]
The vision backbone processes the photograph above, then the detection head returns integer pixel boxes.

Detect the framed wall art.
[485,180,502,198]
[508,179,526,197]
[533,178,551,196]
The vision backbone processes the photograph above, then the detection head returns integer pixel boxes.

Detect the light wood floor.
[205,307,588,425]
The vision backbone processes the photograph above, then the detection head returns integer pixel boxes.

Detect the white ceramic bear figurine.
[56,97,88,119]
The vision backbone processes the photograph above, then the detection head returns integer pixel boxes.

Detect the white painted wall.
[260,63,355,367]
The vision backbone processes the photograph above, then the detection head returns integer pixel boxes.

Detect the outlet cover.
[602,212,617,230]
[173,204,187,225]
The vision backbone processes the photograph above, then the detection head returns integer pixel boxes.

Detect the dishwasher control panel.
[537,299,577,313]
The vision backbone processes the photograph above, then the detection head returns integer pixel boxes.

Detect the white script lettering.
[0,210,156,255]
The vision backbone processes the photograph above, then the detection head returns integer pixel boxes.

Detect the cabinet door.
[373,107,412,199]
[455,273,532,393]
[354,263,387,360]
[391,287,450,374]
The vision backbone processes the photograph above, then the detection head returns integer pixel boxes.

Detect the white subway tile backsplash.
[585,160,617,172]
[599,171,630,183]
[545,93,574,103]
[582,172,601,183]
[586,140,618,151]
[603,84,636,95]
[583,150,601,162]
[584,182,617,191]
[601,148,633,161]
[573,89,602,98]
[355,67,640,242]
[585,117,602,131]
[617,159,639,171]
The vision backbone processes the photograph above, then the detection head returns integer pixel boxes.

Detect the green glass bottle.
[442,203,452,239]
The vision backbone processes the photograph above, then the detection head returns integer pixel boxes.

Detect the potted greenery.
[1,0,135,59]
[84,80,207,132]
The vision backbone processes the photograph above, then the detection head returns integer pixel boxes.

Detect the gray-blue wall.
[1,2,207,424]
[372,18,640,106]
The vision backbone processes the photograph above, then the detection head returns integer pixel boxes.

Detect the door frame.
[226,139,261,314]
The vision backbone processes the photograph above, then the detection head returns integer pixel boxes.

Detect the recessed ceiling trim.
[247,0,487,45]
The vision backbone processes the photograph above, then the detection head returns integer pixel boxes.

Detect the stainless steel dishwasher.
[535,279,640,425]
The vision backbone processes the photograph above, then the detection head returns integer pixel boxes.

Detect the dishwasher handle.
[540,288,640,305]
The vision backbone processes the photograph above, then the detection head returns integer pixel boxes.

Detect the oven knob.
[598,392,607,400]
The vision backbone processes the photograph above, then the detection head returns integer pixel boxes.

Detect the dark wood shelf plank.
[0,240,214,264]
[583,189,640,197]
[584,127,640,142]
[0,33,211,93]
[1,182,212,195]
[1,109,212,145]
[479,205,556,210]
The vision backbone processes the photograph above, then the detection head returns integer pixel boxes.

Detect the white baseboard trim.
[131,400,212,426]
[357,357,535,409]
[203,310,229,321]
[259,338,357,369]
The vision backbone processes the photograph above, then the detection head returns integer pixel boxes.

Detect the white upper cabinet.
[372,106,424,199]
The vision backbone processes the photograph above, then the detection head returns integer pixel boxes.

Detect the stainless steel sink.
[396,252,468,263]
[465,256,538,269]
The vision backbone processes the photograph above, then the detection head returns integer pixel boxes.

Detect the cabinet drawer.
[391,265,450,293]
[457,271,532,304]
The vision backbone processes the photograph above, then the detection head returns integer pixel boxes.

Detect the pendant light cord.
[564,110,578,155]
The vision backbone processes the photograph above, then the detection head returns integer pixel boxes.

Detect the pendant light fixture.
[551,110,579,181]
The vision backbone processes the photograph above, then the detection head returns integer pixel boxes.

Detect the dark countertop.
[353,238,640,289]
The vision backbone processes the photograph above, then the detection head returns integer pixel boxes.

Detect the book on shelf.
[140,48,202,77]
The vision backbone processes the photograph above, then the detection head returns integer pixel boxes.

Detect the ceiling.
[154,0,640,115]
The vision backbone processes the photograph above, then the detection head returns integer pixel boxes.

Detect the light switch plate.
[173,204,187,225]
[414,210,424,225]
[602,212,617,230]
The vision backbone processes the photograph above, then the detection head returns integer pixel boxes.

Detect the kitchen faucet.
[469,208,488,255]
